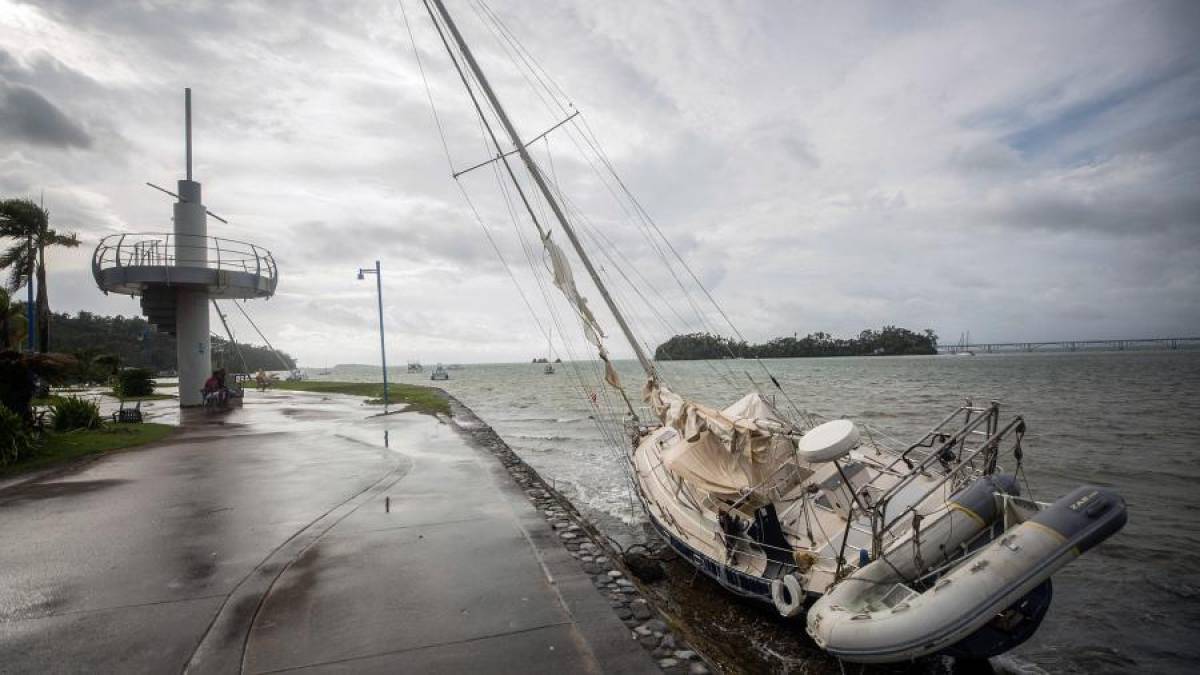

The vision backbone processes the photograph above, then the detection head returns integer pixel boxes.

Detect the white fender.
[771,573,805,618]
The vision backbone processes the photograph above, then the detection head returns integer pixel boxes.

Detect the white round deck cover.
[798,419,860,463]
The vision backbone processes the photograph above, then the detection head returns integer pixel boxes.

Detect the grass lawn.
[273,381,451,416]
[0,423,177,478]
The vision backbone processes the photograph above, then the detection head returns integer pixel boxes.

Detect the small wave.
[515,434,580,442]
[990,654,1049,675]
[1144,574,1200,600]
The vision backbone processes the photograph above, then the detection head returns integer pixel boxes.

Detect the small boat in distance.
[543,333,555,374]
[430,364,449,381]
[955,331,976,356]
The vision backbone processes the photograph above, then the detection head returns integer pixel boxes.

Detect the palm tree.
[0,198,80,352]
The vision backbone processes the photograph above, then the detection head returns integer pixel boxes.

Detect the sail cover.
[645,383,797,496]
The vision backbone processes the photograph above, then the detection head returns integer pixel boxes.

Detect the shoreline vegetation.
[0,422,175,479]
[35,309,297,374]
[655,326,938,360]
[273,380,451,416]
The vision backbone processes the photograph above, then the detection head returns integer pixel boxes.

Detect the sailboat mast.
[426,0,656,380]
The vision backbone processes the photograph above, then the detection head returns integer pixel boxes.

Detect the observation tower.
[93,89,278,406]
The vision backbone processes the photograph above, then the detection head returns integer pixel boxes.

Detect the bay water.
[319,351,1200,673]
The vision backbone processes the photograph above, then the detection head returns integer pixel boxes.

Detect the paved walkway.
[0,391,655,673]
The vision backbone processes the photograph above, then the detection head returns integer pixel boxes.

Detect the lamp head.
[357,269,365,280]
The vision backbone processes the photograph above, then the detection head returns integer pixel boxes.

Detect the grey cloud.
[288,216,500,271]
[3,0,1198,363]
[0,82,92,149]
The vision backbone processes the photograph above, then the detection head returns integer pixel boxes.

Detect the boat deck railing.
[93,232,277,284]
[866,402,1026,559]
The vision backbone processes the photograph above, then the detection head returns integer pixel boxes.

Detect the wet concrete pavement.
[0,391,655,673]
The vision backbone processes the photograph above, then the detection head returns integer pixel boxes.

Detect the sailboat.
[416,0,1126,663]
[544,332,555,374]
[955,331,976,356]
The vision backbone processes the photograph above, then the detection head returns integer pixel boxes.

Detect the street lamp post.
[357,260,388,407]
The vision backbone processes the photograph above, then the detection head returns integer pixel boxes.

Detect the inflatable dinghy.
[807,481,1126,663]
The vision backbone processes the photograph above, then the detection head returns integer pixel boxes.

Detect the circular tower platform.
[92,232,277,337]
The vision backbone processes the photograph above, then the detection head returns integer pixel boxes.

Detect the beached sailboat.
[415,0,1126,663]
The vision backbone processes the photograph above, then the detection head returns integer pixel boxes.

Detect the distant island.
[654,327,938,360]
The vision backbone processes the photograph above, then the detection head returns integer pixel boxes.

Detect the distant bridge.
[938,337,1200,354]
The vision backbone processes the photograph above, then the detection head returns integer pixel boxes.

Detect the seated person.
[203,371,229,405]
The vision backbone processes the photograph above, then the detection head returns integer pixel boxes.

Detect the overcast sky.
[1,0,1197,366]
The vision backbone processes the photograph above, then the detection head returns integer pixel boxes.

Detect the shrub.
[115,368,155,398]
[50,396,102,432]
[0,351,36,422]
[0,404,35,467]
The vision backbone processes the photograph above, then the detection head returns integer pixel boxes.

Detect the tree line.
[654,327,939,360]
[31,308,296,379]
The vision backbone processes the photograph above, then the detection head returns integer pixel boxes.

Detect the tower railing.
[93,232,277,285]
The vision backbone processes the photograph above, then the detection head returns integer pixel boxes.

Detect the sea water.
[322,351,1200,673]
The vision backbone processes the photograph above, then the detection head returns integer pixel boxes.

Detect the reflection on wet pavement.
[0,388,654,673]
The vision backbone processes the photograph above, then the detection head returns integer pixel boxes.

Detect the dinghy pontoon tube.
[807,484,1126,663]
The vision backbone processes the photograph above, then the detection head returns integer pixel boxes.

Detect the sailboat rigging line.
[474,1,574,108]
[467,1,754,390]
[231,300,292,372]
[467,0,747,388]
[427,0,657,381]
[579,232,738,393]
[212,300,249,374]
[419,3,819,436]
[402,0,566,359]
[462,75,639,494]
[451,111,580,179]
[400,2,641,513]
[469,0,573,123]
[425,0,552,243]
[459,52,638,470]
[397,0,461,175]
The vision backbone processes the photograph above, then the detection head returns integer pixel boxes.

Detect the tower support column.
[176,289,210,406]
[174,178,209,406]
